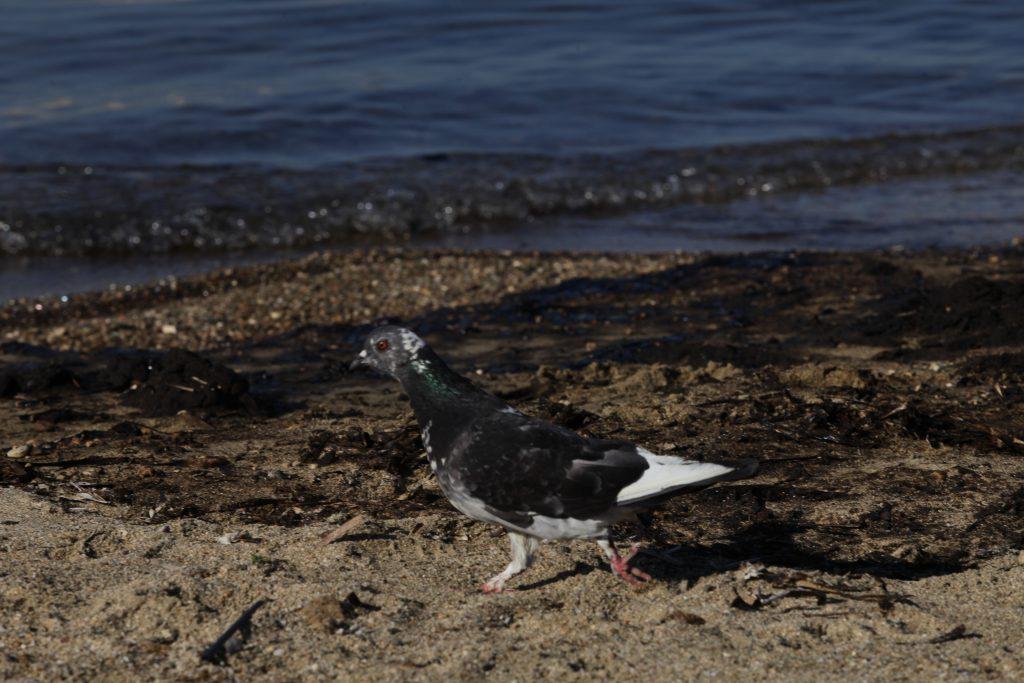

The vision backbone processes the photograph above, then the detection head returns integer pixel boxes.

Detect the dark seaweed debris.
[110,349,260,417]
[0,362,78,397]
[866,275,1024,349]
[0,347,265,417]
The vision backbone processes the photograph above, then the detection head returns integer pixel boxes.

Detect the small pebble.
[217,531,252,544]
[7,444,32,459]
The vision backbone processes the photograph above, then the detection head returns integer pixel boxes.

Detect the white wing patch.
[615,447,734,505]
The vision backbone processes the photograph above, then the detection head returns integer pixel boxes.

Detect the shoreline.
[2,244,1023,680]
[4,240,1019,332]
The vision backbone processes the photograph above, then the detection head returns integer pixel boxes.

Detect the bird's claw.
[481,582,516,594]
[609,543,652,586]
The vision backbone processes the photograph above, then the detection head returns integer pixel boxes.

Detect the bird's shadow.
[515,561,600,591]
[512,517,974,592]
[629,518,972,586]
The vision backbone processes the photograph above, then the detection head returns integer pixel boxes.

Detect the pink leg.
[598,540,652,586]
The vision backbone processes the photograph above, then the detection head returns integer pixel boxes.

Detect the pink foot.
[481,582,516,594]
[609,544,652,586]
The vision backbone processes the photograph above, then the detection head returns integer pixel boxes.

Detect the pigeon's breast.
[444,490,622,539]
[422,420,439,471]
[419,416,466,473]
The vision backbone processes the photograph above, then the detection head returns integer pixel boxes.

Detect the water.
[4,168,1022,300]
[412,170,1024,253]
[5,0,1023,167]
[2,0,1024,298]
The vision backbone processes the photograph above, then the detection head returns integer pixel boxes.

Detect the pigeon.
[351,326,756,592]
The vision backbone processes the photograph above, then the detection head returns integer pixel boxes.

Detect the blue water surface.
[3,0,1022,167]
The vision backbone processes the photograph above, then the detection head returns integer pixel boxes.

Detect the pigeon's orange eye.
[376,339,390,352]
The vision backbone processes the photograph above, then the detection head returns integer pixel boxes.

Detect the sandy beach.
[2,246,1023,681]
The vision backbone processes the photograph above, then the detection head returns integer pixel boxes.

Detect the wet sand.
[2,246,1024,681]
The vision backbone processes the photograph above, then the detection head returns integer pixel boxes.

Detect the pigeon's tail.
[615,449,758,507]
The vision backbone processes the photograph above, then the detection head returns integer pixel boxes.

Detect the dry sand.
[2,247,1023,681]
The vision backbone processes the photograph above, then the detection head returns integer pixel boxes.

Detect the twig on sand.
[319,514,368,546]
[200,599,268,665]
[880,403,908,420]
[61,482,111,505]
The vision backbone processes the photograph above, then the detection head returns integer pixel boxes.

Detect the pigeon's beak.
[349,349,369,371]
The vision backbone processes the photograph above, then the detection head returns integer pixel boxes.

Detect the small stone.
[168,411,212,432]
[224,633,245,655]
[300,595,347,633]
[216,530,254,545]
[152,627,178,644]
[7,444,32,459]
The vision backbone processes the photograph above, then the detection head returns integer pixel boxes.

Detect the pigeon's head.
[350,326,426,377]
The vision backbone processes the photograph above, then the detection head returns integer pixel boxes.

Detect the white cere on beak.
[358,349,368,359]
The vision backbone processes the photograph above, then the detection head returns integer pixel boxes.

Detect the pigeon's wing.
[446,413,645,521]
[553,435,750,510]
[610,449,756,505]
[449,412,754,525]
